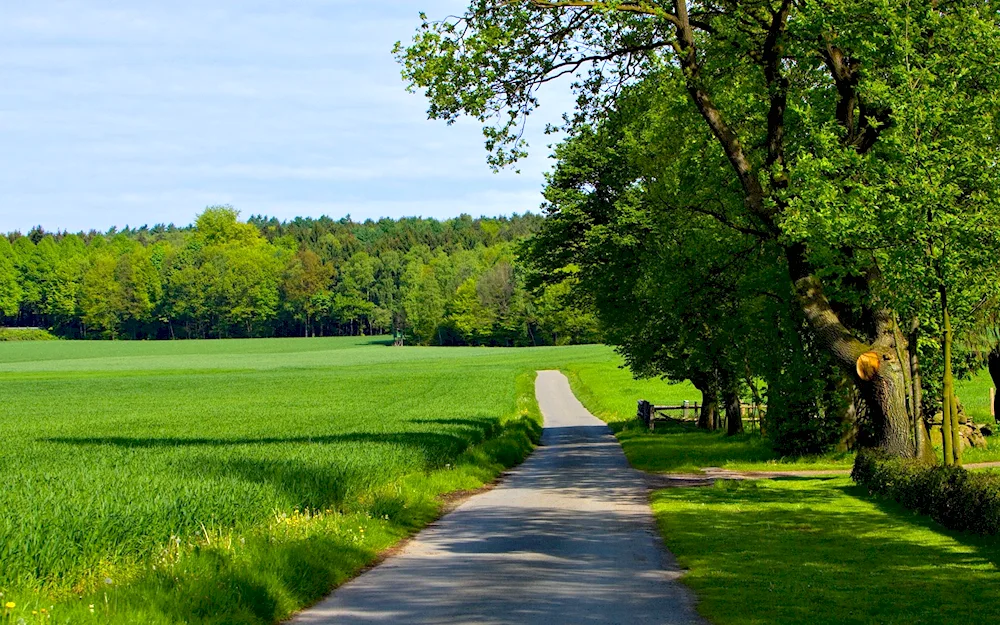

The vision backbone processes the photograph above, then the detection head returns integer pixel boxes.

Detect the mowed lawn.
[0,337,615,624]
[652,479,1000,625]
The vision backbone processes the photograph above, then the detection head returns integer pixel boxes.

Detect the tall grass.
[0,337,615,623]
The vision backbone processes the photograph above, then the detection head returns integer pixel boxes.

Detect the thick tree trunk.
[694,378,719,431]
[724,387,743,436]
[789,246,917,458]
[855,351,915,457]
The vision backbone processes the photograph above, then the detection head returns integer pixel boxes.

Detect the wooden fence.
[637,399,766,432]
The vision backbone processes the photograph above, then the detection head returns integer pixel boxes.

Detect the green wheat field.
[0,337,637,624]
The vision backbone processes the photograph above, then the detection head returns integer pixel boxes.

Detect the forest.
[0,207,598,346]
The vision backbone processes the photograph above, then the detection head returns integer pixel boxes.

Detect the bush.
[852,450,1000,535]
[0,327,58,341]
[765,368,852,456]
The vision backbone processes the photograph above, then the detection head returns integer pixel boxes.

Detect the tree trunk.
[694,378,719,430]
[789,247,917,458]
[725,387,743,436]
[907,319,933,460]
[942,300,961,465]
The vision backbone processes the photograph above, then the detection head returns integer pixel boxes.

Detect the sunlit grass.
[0,336,614,624]
[652,478,1000,624]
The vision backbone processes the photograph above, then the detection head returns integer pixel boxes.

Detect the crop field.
[0,337,618,624]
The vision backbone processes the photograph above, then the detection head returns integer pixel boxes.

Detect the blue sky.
[0,1,569,233]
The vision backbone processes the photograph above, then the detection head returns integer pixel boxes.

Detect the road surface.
[290,370,704,624]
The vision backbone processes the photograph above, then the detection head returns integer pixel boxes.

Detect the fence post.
[992,388,996,420]
[682,400,689,420]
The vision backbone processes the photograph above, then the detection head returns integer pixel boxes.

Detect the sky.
[0,1,571,233]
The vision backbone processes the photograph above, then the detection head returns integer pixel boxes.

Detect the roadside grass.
[562,362,854,473]
[652,478,1000,625]
[0,337,612,624]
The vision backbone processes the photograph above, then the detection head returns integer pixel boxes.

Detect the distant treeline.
[0,207,599,345]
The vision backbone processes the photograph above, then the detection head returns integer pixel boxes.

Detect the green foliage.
[0,337,613,623]
[765,348,855,456]
[399,0,1000,457]
[194,206,262,245]
[524,72,853,452]
[651,478,1000,625]
[0,238,22,317]
[3,212,597,346]
[852,450,1000,535]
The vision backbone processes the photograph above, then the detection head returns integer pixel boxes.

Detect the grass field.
[0,337,620,624]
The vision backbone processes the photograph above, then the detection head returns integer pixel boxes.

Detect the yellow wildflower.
[4,601,14,609]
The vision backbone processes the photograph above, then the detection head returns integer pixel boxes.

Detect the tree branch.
[671,0,771,223]
[682,201,772,238]
[763,0,791,185]
[524,0,679,23]
[820,39,891,154]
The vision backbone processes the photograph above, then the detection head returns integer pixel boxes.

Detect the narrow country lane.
[290,370,705,624]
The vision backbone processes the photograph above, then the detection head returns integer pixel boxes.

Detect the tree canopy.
[1,208,599,346]
[398,0,1000,458]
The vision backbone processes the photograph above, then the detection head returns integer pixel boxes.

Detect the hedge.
[852,450,1000,535]
[0,327,59,341]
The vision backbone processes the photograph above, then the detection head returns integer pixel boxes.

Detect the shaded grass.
[652,478,1000,625]
[0,337,608,624]
[562,362,854,473]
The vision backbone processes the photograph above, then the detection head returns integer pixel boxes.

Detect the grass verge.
[562,363,854,473]
[652,478,1000,625]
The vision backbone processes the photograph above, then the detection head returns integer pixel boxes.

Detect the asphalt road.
[290,370,704,625]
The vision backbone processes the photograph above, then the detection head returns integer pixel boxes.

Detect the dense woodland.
[0,208,599,345]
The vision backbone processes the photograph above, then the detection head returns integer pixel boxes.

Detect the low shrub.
[0,327,59,341]
[852,450,1000,535]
